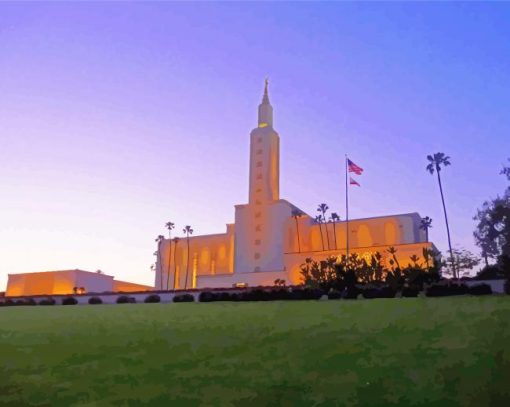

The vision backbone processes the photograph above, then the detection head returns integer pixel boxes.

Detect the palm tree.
[422,247,434,270]
[426,152,456,279]
[329,212,340,250]
[419,216,433,242]
[386,246,401,270]
[315,215,325,251]
[291,209,303,253]
[155,235,165,289]
[165,221,175,290]
[172,237,180,289]
[317,203,330,250]
[183,225,194,289]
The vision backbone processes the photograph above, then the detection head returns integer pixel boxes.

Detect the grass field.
[1,297,509,406]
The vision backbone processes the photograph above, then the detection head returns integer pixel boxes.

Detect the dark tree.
[291,209,303,253]
[473,158,510,266]
[317,203,330,250]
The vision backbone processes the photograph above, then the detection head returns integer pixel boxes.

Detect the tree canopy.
[473,159,510,263]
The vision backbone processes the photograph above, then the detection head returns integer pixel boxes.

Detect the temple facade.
[155,82,435,290]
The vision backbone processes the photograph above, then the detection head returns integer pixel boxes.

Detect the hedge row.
[173,294,194,302]
[425,283,492,297]
[199,288,325,302]
[0,283,497,307]
[0,294,164,306]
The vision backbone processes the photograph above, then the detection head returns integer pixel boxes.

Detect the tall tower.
[234,80,288,275]
[248,79,280,204]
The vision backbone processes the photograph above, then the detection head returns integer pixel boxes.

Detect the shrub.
[286,288,324,300]
[219,292,233,301]
[328,290,342,300]
[173,293,194,302]
[246,289,270,301]
[39,298,56,306]
[88,296,103,305]
[426,283,468,297]
[13,298,37,306]
[468,284,492,296]
[343,287,361,300]
[505,278,510,295]
[362,287,396,299]
[401,287,420,298]
[362,288,379,299]
[62,297,78,305]
[117,295,136,304]
[4,299,15,306]
[199,291,217,302]
[475,265,505,280]
[144,294,161,303]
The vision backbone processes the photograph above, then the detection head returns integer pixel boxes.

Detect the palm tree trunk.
[437,170,456,279]
[157,242,163,290]
[294,217,301,253]
[166,238,172,291]
[333,221,338,250]
[322,211,330,250]
[318,222,325,251]
[184,235,190,289]
[173,242,179,290]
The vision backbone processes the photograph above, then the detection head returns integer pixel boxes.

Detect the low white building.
[6,269,152,297]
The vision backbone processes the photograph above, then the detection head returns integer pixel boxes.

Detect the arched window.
[358,224,373,247]
[385,222,397,245]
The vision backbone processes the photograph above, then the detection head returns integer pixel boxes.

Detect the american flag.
[347,159,363,175]
[349,177,360,187]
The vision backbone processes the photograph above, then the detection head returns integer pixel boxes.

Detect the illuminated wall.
[6,270,152,297]
[156,226,235,291]
[284,212,425,254]
[113,280,152,292]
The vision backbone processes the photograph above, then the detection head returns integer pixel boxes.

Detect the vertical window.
[192,253,198,288]
[175,266,180,289]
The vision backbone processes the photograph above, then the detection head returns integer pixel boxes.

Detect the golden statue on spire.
[262,77,270,104]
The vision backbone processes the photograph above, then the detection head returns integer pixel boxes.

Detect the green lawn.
[1,297,509,406]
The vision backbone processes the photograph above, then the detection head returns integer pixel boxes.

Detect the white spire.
[258,78,273,128]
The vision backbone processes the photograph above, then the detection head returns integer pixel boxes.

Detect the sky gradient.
[1,2,509,289]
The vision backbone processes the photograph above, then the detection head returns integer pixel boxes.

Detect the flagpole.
[345,155,349,268]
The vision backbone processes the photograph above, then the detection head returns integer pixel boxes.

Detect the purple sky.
[1,2,509,288]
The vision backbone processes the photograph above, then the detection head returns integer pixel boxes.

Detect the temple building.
[155,81,435,290]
